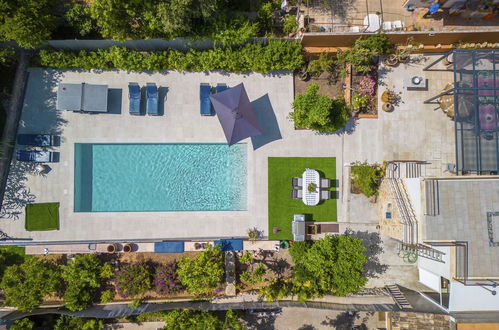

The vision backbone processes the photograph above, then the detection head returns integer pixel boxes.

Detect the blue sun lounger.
[128,83,141,115]
[146,83,159,116]
[200,83,213,116]
[17,134,57,147]
[17,150,58,163]
[216,84,228,93]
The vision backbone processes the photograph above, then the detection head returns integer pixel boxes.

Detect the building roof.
[423,177,499,278]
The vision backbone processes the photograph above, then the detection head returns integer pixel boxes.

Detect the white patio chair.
[382,21,393,31]
[393,20,404,30]
[350,26,360,33]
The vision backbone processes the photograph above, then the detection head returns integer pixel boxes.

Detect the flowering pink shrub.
[114,264,151,298]
[154,263,182,295]
[359,76,376,95]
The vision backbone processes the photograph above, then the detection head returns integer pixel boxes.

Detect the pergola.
[425,49,499,175]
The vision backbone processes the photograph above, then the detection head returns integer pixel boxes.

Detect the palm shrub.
[350,161,385,197]
[154,262,182,295]
[291,83,349,132]
[0,256,60,312]
[114,264,152,298]
[61,254,106,311]
[177,244,224,295]
[283,15,298,34]
[240,264,266,285]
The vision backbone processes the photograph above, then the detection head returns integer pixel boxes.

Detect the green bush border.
[38,40,304,74]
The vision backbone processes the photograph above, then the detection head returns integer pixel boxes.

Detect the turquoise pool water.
[74,143,247,212]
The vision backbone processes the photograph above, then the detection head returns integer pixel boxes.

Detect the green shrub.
[307,52,333,77]
[208,14,259,47]
[114,264,152,298]
[54,315,104,330]
[291,83,349,132]
[350,161,385,197]
[240,264,266,285]
[38,41,304,74]
[336,34,392,74]
[128,299,142,309]
[257,2,277,35]
[239,252,253,265]
[161,309,243,330]
[10,318,34,330]
[0,256,60,312]
[62,254,104,311]
[283,15,298,34]
[100,289,115,304]
[352,94,369,110]
[177,245,224,295]
[100,263,114,279]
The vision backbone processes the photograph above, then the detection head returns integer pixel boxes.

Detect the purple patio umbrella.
[209,83,261,146]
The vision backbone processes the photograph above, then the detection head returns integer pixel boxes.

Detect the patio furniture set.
[16,134,59,165]
[291,168,332,206]
[361,14,404,33]
[291,214,339,241]
[128,83,159,115]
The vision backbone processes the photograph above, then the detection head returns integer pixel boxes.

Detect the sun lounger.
[17,134,57,147]
[146,83,159,116]
[128,83,141,115]
[320,178,331,188]
[200,83,213,116]
[17,150,57,163]
[216,84,228,93]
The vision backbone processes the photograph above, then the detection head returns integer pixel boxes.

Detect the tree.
[289,235,368,300]
[0,256,60,311]
[63,1,96,37]
[177,244,223,295]
[54,315,104,330]
[10,318,34,330]
[61,254,105,311]
[207,14,258,47]
[0,0,57,48]
[291,83,349,133]
[350,161,385,197]
[162,309,221,330]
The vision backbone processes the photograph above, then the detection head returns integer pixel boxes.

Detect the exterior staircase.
[386,284,413,310]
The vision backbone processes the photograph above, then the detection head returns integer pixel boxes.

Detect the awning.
[154,241,184,253]
[214,239,244,251]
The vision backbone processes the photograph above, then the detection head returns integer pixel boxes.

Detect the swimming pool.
[74,143,247,212]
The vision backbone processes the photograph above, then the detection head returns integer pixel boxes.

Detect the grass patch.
[25,203,60,231]
[268,157,337,240]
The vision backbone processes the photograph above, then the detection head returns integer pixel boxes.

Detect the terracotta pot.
[298,70,309,81]
[123,243,133,253]
[382,103,393,112]
[107,244,117,253]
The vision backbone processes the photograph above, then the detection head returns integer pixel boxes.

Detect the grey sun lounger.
[128,83,141,115]
[146,83,159,116]
[17,134,57,147]
[200,83,213,116]
[17,150,58,163]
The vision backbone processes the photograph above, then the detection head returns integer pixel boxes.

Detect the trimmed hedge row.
[39,40,305,74]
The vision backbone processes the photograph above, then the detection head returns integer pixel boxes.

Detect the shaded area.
[250,94,281,150]
[1,68,68,220]
[321,311,373,330]
[344,229,388,278]
[107,88,122,115]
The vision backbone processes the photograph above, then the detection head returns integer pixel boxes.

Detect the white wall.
[404,178,422,219]
[449,281,499,311]
[419,268,441,292]
[418,246,451,279]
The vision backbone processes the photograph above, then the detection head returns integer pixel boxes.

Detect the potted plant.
[307,183,317,193]
[381,90,396,103]
[107,244,117,253]
[382,103,393,112]
[383,54,398,67]
[123,243,133,253]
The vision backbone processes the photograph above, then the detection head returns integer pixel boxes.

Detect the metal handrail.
[388,177,418,244]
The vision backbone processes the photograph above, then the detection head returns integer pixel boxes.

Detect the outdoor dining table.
[302,168,320,206]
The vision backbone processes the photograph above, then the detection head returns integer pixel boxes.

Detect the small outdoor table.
[302,168,320,206]
[403,74,427,90]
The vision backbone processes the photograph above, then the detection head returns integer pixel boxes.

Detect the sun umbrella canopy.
[209,83,261,146]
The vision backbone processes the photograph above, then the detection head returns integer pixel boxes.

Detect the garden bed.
[350,69,378,117]
[294,71,344,100]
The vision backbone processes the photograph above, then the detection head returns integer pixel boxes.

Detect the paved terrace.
[1,54,455,242]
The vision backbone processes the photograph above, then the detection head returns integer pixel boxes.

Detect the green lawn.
[25,203,60,231]
[268,157,337,240]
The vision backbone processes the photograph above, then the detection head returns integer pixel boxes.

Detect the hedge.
[38,40,305,74]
